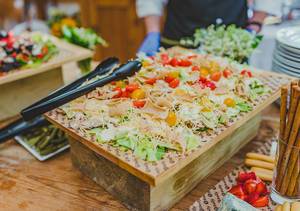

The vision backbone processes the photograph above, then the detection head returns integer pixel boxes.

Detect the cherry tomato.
[200,68,209,77]
[130,89,146,99]
[223,69,233,78]
[245,192,260,204]
[125,83,139,93]
[178,59,192,67]
[160,53,169,62]
[133,100,146,108]
[166,111,177,126]
[169,78,180,88]
[164,76,176,83]
[237,172,257,183]
[11,52,17,58]
[205,81,216,90]
[37,54,44,59]
[113,87,122,98]
[110,81,116,85]
[241,70,253,77]
[224,98,236,107]
[251,195,269,207]
[121,90,130,98]
[187,55,197,59]
[243,179,257,194]
[229,184,245,198]
[192,66,200,71]
[169,58,179,67]
[210,71,222,82]
[42,46,48,55]
[145,78,157,85]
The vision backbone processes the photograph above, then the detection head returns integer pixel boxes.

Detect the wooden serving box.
[0,33,93,121]
[45,70,292,210]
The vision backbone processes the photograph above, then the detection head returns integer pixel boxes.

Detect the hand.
[138,32,160,56]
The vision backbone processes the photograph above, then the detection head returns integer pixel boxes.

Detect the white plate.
[15,136,70,161]
[274,52,300,69]
[272,60,300,78]
[277,27,300,49]
[276,45,300,60]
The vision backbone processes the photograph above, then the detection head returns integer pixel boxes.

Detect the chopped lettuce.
[236,102,252,112]
[185,134,200,151]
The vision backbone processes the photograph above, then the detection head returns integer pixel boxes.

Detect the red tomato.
[255,182,268,195]
[245,192,260,204]
[169,78,180,88]
[145,78,157,85]
[210,71,222,82]
[243,179,257,194]
[205,81,216,90]
[192,66,200,71]
[178,59,192,67]
[113,87,122,98]
[36,54,44,59]
[251,195,269,207]
[133,100,146,108]
[241,70,253,77]
[169,58,179,67]
[11,52,17,58]
[229,184,245,198]
[125,84,139,93]
[121,90,130,98]
[165,76,175,83]
[237,172,257,183]
[111,81,116,85]
[223,69,232,78]
[187,55,197,59]
[160,53,169,62]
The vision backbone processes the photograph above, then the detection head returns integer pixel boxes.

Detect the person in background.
[136,0,281,56]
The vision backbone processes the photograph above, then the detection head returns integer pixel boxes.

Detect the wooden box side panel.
[150,115,261,211]
[69,138,151,211]
[0,67,63,120]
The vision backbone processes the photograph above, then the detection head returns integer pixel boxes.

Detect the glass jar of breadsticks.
[271,81,300,203]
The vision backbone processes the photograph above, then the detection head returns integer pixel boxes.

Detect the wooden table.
[0,104,280,211]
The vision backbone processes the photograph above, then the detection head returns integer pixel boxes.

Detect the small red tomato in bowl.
[169,58,179,67]
[251,195,269,207]
[125,83,139,93]
[243,179,257,194]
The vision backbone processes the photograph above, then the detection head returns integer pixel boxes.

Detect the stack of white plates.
[272,27,300,78]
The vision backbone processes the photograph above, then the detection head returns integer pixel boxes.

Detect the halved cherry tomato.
[243,179,257,194]
[241,70,253,77]
[121,90,130,98]
[111,81,116,85]
[223,69,232,78]
[36,54,44,59]
[224,98,236,107]
[145,78,157,85]
[165,76,176,83]
[125,83,139,93]
[169,78,180,88]
[192,66,200,71]
[113,87,122,98]
[169,58,179,67]
[251,195,269,207]
[237,172,257,183]
[205,81,216,90]
[166,111,177,126]
[160,53,169,62]
[178,59,192,67]
[210,71,222,82]
[133,100,146,108]
[255,182,268,195]
[245,192,260,204]
[187,55,197,59]
[130,89,146,99]
[229,184,245,198]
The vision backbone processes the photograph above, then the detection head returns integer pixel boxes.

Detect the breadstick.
[246,152,275,163]
[245,158,274,170]
[279,86,288,140]
[275,205,282,211]
[292,173,300,196]
[250,167,273,182]
[283,202,291,211]
[275,205,283,211]
[284,132,300,196]
[276,87,300,190]
[291,202,300,211]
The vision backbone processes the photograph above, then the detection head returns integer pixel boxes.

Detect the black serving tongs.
[21,59,142,120]
[0,57,120,143]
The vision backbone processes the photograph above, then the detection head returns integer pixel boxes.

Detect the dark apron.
[162,0,248,47]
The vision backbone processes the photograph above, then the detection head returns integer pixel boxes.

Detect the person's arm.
[136,0,167,56]
[249,0,282,32]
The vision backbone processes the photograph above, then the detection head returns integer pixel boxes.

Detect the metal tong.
[0,57,120,143]
[21,59,142,120]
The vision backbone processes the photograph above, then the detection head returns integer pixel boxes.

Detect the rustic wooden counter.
[0,105,279,211]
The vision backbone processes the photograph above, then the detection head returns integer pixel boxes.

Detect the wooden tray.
[0,33,93,120]
[45,70,292,210]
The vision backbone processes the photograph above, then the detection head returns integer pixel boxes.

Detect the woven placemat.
[189,138,277,211]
